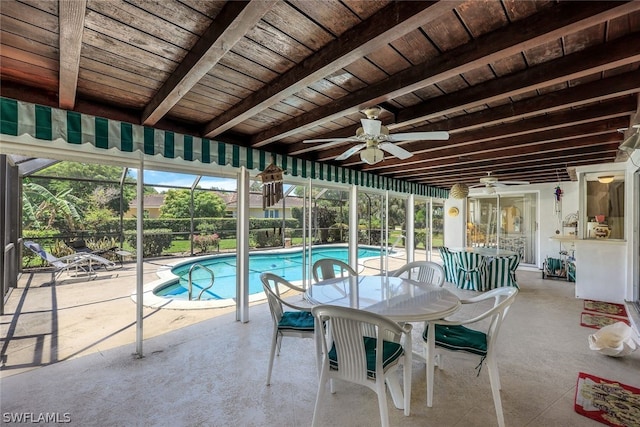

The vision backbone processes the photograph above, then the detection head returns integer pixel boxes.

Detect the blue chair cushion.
[277,311,315,331]
[328,337,403,379]
[423,324,487,356]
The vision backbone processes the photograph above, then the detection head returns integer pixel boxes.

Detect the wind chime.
[257,161,284,209]
[553,170,563,234]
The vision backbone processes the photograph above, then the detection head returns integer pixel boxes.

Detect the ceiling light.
[597,175,615,184]
[485,185,496,194]
[360,146,384,165]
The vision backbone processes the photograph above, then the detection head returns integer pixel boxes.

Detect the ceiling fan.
[303,106,449,165]
[470,172,529,194]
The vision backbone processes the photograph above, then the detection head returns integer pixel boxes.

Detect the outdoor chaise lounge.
[66,238,130,266]
[24,240,117,282]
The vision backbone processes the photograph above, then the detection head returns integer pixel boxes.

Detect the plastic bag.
[588,322,640,357]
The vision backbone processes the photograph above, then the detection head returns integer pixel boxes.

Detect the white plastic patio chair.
[422,287,518,427]
[24,240,116,282]
[260,272,317,386]
[311,305,413,427]
[391,260,445,286]
[312,258,357,282]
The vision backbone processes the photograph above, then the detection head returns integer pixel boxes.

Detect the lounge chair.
[66,238,130,266]
[24,240,116,282]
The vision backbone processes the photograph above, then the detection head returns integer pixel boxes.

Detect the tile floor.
[1,259,639,426]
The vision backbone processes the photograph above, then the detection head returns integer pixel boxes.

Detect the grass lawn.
[164,234,443,254]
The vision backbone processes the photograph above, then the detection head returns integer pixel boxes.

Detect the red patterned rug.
[575,372,640,427]
[581,312,630,330]
[584,300,628,317]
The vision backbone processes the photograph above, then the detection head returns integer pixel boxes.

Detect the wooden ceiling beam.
[142,1,276,126]
[423,154,619,185]
[359,117,629,172]
[440,163,616,184]
[401,155,618,185]
[394,148,621,181]
[58,0,86,110]
[251,1,640,146]
[288,71,640,157]
[202,1,460,139]
[396,32,640,128]
[370,131,623,175]
[425,163,611,186]
[328,96,635,164]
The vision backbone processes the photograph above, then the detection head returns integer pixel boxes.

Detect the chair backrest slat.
[312,258,357,282]
[391,261,445,287]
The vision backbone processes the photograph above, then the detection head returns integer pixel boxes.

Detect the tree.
[388,197,406,228]
[160,189,226,218]
[22,182,83,231]
[26,161,136,215]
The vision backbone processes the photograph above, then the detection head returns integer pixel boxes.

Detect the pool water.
[155,246,385,300]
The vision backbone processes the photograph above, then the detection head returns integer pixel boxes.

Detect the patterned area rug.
[575,372,640,427]
[581,312,630,330]
[584,300,628,317]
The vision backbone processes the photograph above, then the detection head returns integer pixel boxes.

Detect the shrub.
[125,229,173,257]
[193,233,220,253]
[356,225,383,245]
[329,223,348,242]
[252,230,283,248]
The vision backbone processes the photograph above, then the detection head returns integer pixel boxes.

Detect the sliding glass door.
[466,193,537,265]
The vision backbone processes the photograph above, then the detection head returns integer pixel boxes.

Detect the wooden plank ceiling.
[2,0,640,191]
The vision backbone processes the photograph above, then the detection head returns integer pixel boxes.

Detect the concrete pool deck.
[1,252,411,378]
[1,258,234,378]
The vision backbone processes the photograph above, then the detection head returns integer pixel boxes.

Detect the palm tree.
[22,182,83,231]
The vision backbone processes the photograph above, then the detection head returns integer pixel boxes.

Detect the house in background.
[124,194,167,219]
[126,192,304,219]
[219,192,305,219]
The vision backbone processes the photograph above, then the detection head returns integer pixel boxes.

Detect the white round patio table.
[305,275,460,322]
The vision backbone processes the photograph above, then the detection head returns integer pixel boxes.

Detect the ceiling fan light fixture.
[597,175,615,184]
[360,146,384,165]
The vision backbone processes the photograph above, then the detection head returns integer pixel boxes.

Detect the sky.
[127,169,238,192]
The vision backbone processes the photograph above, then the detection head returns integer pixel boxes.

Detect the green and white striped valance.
[0,97,448,198]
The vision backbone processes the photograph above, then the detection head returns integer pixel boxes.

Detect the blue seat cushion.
[278,311,315,331]
[328,337,403,379]
[423,324,487,356]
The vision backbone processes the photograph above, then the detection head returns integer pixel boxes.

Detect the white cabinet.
[574,239,626,303]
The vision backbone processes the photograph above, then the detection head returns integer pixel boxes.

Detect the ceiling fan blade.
[360,118,381,136]
[387,131,449,141]
[335,143,366,161]
[303,137,359,143]
[378,142,412,160]
[494,180,530,187]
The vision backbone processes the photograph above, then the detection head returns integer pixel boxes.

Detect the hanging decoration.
[553,170,563,234]
[450,183,469,199]
[257,162,284,209]
[554,185,563,202]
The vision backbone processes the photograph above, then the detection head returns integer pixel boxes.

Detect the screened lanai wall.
[0,97,448,353]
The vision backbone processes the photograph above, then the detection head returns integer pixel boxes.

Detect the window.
[584,173,625,239]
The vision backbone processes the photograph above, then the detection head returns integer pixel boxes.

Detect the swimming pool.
[153,245,386,303]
